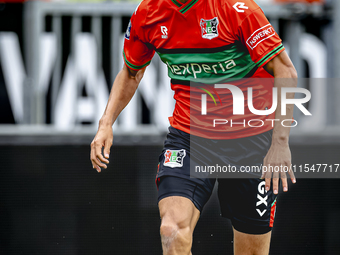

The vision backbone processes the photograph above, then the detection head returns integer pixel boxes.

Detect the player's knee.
[160,223,191,245]
[176,226,192,244]
[160,223,178,252]
[160,223,178,240]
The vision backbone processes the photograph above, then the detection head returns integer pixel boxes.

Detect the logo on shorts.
[200,17,219,40]
[246,24,276,50]
[163,149,186,168]
[256,181,268,217]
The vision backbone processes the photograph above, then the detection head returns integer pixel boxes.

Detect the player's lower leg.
[233,228,272,255]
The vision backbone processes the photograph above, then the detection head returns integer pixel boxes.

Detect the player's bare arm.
[262,50,298,194]
[90,65,145,172]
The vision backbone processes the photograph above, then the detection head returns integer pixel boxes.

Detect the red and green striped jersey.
[123,0,285,139]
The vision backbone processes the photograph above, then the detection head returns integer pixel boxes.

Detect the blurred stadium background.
[0,0,340,254]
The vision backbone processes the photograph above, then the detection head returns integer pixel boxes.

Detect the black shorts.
[156,126,277,235]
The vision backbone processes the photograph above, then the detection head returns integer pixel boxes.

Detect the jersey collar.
[170,0,200,14]
[171,0,183,7]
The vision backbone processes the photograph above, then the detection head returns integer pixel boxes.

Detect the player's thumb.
[103,140,112,159]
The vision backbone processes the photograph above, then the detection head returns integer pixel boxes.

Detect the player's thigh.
[158,176,212,231]
[159,196,200,231]
[233,228,271,255]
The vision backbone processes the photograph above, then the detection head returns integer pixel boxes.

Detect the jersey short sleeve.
[123,1,155,71]
[236,5,285,68]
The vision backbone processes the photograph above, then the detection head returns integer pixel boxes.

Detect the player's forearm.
[99,66,143,127]
[272,68,298,144]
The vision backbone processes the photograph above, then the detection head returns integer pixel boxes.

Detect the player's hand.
[261,143,296,194]
[90,124,113,173]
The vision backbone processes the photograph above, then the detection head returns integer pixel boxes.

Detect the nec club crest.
[200,17,219,40]
[163,149,186,168]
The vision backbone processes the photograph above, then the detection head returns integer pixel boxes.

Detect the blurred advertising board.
[0,1,338,135]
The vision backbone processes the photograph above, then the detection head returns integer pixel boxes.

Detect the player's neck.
[178,0,189,3]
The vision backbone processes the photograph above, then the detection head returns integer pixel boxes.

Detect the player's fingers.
[288,166,296,184]
[90,146,96,168]
[92,161,101,173]
[96,150,109,164]
[91,139,106,160]
[95,157,107,168]
[281,171,288,192]
[272,167,280,194]
[94,143,109,164]
[261,164,265,180]
[91,155,107,170]
[265,170,272,192]
[261,164,266,179]
[91,143,107,169]
[90,159,102,172]
[261,156,268,179]
[103,139,113,159]
[90,148,102,173]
